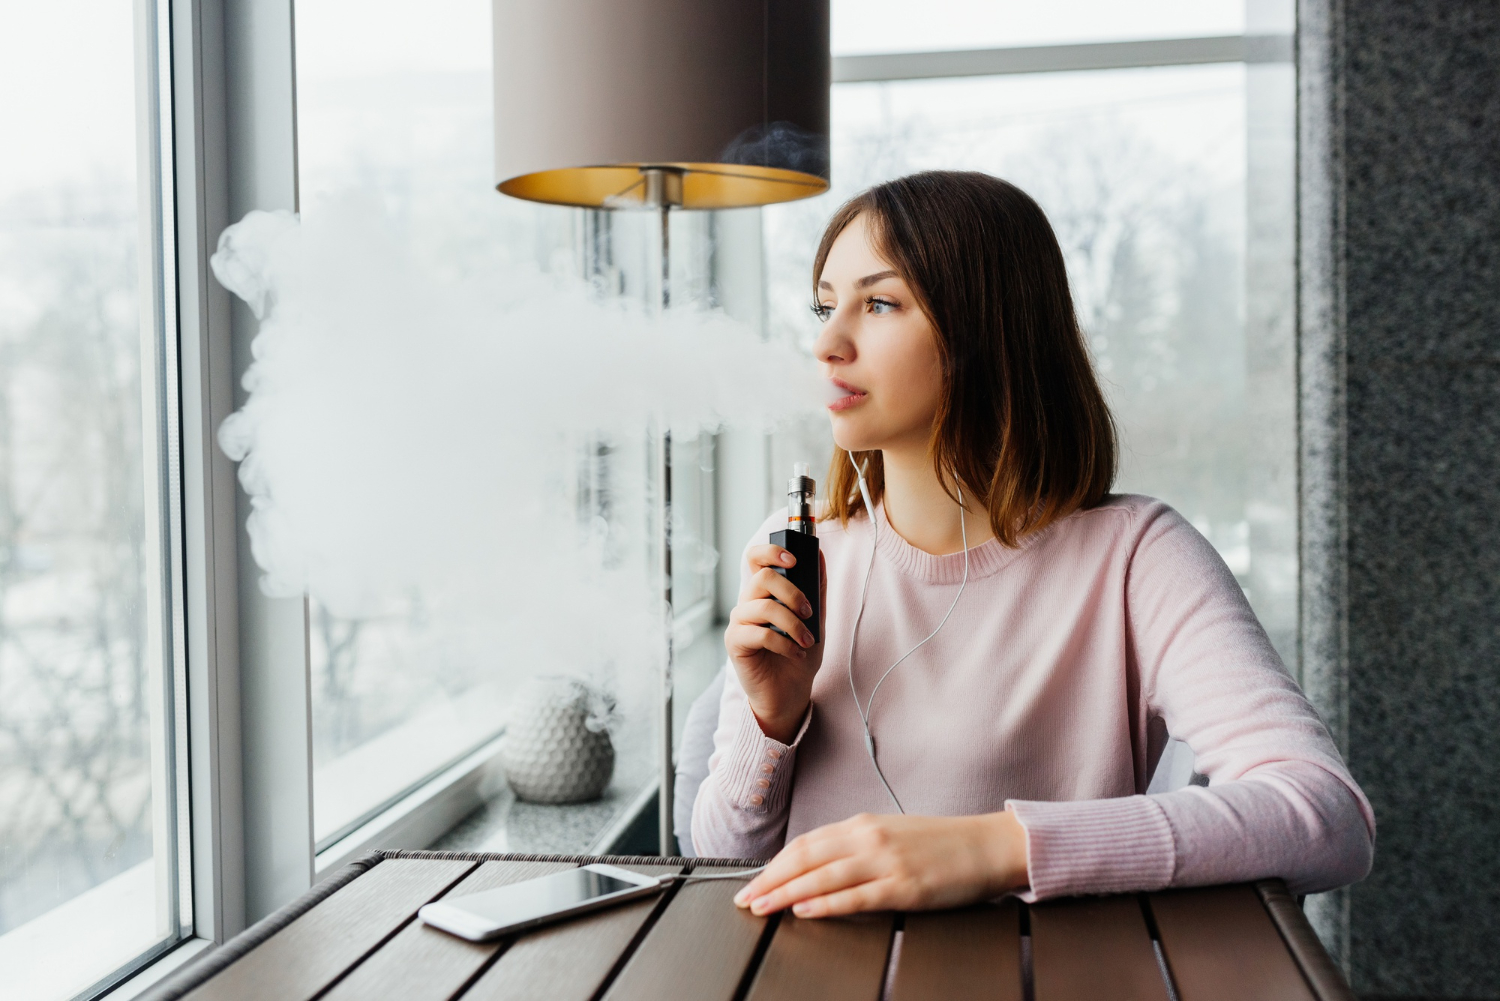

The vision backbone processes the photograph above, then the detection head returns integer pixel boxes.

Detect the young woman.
[691,171,1374,919]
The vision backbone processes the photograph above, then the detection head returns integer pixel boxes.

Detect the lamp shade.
[493,0,830,209]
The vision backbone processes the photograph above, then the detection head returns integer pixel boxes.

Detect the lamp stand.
[642,167,683,855]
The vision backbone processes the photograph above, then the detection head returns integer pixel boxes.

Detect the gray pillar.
[1299,2,1500,996]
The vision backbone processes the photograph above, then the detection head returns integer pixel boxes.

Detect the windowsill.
[0,865,212,1001]
[102,937,214,1001]
[430,717,658,856]
[314,683,510,849]
[314,614,723,874]
[425,613,722,859]
[431,774,658,857]
[315,732,508,877]
[0,859,170,1001]
[316,718,659,878]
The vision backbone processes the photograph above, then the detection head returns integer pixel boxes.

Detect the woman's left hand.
[733,811,1030,918]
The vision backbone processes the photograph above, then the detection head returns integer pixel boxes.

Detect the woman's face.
[813,213,944,455]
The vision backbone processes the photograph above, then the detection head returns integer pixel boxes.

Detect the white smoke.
[211,196,821,719]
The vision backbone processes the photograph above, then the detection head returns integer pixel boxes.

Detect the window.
[0,1,188,997]
[768,16,1298,670]
[293,0,531,850]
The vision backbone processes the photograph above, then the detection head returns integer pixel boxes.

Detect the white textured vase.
[499,677,615,804]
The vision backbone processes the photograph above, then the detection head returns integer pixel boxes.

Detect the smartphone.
[418,863,666,942]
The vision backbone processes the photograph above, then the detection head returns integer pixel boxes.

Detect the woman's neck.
[879,446,995,555]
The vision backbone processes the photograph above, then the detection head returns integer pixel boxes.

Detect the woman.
[691,171,1374,919]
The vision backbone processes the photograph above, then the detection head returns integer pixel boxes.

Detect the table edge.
[1254,880,1357,1001]
[134,852,761,1001]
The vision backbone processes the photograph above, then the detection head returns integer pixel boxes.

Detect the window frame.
[138,0,196,973]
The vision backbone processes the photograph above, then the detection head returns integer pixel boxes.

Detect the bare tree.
[0,185,151,933]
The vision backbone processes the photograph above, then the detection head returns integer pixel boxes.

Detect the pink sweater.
[691,495,1374,900]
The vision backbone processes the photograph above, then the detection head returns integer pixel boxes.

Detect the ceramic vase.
[499,676,615,804]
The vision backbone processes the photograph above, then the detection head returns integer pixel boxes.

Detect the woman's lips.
[826,379,867,412]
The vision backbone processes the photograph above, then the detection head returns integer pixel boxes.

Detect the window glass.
[295,0,530,848]
[294,0,672,850]
[832,0,1247,56]
[0,1,184,997]
[765,63,1298,665]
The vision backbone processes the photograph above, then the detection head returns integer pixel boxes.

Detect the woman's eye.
[810,302,833,322]
[867,297,897,315]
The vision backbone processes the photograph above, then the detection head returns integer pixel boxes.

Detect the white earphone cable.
[844,450,970,814]
[663,864,766,884]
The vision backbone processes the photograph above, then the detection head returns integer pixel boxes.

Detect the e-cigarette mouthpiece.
[787,462,816,536]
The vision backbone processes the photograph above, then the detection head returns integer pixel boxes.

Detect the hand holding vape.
[770,463,820,644]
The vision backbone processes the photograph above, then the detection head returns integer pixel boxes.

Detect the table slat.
[1149,884,1317,1001]
[183,858,476,1001]
[891,901,1023,1001]
[600,866,769,1001]
[1030,895,1169,1001]
[458,864,683,1001]
[320,860,574,1001]
[743,912,894,1001]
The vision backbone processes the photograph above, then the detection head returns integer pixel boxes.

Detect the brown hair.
[816,170,1116,547]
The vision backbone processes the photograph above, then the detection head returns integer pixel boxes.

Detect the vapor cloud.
[210,196,821,704]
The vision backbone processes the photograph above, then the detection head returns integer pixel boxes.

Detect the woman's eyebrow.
[818,270,899,292]
[856,270,898,288]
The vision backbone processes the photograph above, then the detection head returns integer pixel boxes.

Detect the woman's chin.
[829,428,881,455]
[827,410,876,447]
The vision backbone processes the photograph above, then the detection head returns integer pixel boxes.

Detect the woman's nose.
[813,309,854,365]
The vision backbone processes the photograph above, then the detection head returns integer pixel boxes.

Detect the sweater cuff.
[1006,796,1177,902]
[713,701,810,816]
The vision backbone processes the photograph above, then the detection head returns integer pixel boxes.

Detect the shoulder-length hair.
[816,170,1116,547]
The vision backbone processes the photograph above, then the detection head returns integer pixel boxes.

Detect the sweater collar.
[861,502,1039,585]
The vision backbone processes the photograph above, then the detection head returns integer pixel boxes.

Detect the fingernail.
[751,899,771,915]
[801,602,812,617]
[781,552,795,565]
[733,889,750,906]
[793,902,811,916]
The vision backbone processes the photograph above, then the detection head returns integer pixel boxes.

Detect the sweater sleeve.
[1008,502,1375,901]
[690,508,811,861]
[689,666,812,860]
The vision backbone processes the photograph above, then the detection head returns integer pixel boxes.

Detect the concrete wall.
[1299,2,1500,996]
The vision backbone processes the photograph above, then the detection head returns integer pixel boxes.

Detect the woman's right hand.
[724,544,827,744]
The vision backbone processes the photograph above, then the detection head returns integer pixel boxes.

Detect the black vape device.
[770,463,820,644]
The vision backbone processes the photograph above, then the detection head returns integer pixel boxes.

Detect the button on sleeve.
[713,699,809,814]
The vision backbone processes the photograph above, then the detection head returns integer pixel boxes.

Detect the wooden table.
[141,850,1355,1001]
